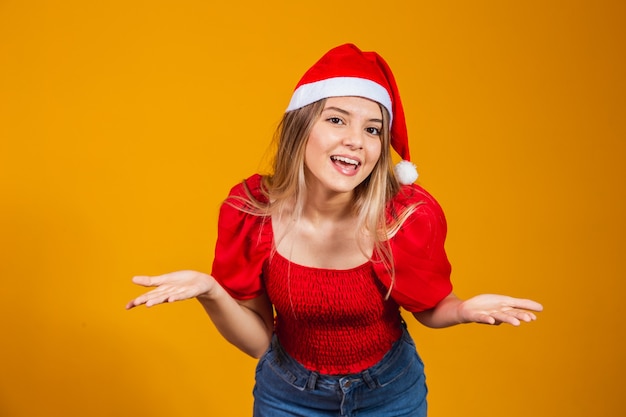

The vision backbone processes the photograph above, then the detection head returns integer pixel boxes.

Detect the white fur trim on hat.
[286,77,394,126]
[394,160,418,185]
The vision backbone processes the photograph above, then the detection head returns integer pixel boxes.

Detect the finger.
[141,290,176,307]
[140,290,174,308]
[126,281,180,309]
[475,313,497,325]
[126,294,151,309]
[501,308,536,323]
[491,311,521,326]
[131,274,172,287]
[515,310,537,322]
[131,275,155,287]
[158,286,201,304]
[143,285,196,307]
[507,298,544,312]
[125,293,163,309]
[145,296,167,308]
[126,287,168,309]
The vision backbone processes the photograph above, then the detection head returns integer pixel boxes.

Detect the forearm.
[412,292,464,329]
[197,284,273,358]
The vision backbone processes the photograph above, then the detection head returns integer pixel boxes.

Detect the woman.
[127,44,543,416]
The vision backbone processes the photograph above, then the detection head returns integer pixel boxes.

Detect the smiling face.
[303,96,383,197]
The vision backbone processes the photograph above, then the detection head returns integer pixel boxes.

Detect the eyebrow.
[322,106,383,124]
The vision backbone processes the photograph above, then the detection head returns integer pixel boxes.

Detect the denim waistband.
[266,324,415,392]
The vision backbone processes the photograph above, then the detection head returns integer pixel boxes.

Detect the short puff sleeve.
[211,174,273,300]
[372,184,453,312]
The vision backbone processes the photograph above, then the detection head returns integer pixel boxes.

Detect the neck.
[302,183,354,223]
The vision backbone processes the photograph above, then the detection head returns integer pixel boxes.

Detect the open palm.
[126,270,215,309]
[459,294,543,326]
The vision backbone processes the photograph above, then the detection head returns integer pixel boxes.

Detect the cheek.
[303,140,320,168]
[304,132,328,162]
[367,141,383,164]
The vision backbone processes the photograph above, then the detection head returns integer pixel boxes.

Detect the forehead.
[323,96,382,117]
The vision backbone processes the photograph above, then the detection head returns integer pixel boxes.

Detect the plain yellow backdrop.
[1,1,624,416]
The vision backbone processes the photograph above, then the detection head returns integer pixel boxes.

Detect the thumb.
[131,275,164,287]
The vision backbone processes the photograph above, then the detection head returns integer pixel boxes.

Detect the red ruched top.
[211,174,452,374]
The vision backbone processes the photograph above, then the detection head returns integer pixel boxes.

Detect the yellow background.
[1,1,624,416]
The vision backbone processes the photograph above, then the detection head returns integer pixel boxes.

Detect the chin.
[306,169,369,195]
[329,178,368,194]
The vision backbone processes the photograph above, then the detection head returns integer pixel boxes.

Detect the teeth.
[331,156,360,166]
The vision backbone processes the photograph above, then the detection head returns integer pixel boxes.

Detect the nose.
[342,125,364,150]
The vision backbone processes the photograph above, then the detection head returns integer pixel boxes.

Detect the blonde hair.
[228,99,417,297]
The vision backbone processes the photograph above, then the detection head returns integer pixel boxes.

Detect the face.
[304,96,383,197]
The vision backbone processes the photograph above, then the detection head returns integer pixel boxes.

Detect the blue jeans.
[253,326,428,417]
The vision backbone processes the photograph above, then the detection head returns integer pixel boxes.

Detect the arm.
[126,270,274,358]
[413,292,543,329]
[197,283,273,358]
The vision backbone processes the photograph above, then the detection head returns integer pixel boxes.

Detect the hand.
[126,270,216,310]
[458,294,543,326]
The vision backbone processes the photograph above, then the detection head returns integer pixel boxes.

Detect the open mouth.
[331,155,360,171]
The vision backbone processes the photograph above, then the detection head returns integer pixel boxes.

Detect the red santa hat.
[286,43,418,185]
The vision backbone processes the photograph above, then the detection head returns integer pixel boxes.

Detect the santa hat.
[286,43,418,185]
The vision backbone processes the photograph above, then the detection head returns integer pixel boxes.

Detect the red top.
[211,174,452,374]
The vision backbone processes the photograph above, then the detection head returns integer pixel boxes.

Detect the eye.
[327,117,344,125]
[366,126,381,136]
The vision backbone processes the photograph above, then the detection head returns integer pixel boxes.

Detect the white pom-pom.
[394,160,418,185]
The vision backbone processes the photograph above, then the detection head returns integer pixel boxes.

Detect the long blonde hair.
[229,99,417,296]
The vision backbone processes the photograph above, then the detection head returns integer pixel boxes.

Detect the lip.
[330,154,362,176]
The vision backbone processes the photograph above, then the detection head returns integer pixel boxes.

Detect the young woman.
[127,43,543,417]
